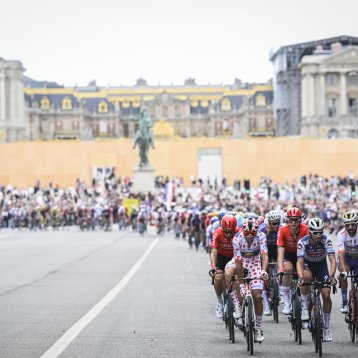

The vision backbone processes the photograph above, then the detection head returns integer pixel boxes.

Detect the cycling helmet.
[307,217,324,231]
[286,207,302,218]
[267,210,281,222]
[222,216,237,231]
[242,217,259,232]
[235,214,244,228]
[210,216,219,225]
[244,212,258,219]
[343,210,358,223]
[218,210,227,221]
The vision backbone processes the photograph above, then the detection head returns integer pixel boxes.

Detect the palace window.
[348,72,358,86]
[221,98,231,112]
[349,98,358,117]
[40,97,50,110]
[92,123,99,137]
[327,98,337,118]
[72,121,79,131]
[62,97,72,110]
[175,105,181,117]
[98,101,108,113]
[327,74,337,86]
[162,105,168,117]
[123,123,129,137]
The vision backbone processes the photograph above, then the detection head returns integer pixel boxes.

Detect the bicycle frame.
[343,273,358,343]
[302,278,336,357]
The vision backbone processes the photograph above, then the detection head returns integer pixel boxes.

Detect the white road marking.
[40,238,159,358]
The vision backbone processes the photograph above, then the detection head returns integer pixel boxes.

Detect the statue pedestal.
[132,165,156,193]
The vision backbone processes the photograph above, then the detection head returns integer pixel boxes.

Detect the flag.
[165,181,175,211]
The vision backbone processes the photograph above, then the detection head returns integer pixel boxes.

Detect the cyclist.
[297,217,337,342]
[337,210,358,313]
[234,217,268,343]
[211,215,240,319]
[259,210,282,315]
[277,207,309,314]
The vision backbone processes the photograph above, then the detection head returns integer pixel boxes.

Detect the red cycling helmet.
[221,215,237,231]
[286,207,302,218]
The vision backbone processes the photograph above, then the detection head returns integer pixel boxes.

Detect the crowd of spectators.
[0,173,356,233]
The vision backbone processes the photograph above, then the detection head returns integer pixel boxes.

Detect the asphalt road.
[0,228,357,358]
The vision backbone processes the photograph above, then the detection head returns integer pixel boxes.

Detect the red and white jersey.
[232,231,268,262]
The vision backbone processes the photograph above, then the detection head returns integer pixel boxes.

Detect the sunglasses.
[270,221,280,225]
[244,230,257,237]
[223,230,234,235]
[288,218,300,223]
[310,231,323,236]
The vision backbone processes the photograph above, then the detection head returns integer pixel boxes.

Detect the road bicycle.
[209,269,236,343]
[302,278,336,357]
[267,262,280,323]
[236,274,264,355]
[279,272,302,344]
[339,272,358,342]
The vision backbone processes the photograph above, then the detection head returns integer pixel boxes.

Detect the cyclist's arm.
[338,249,347,272]
[296,257,304,279]
[277,246,285,272]
[235,257,243,281]
[277,228,285,272]
[210,248,218,270]
[261,251,268,272]
[328,254,337,278]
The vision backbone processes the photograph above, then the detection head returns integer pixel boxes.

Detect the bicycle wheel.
[293,294,302,345]
[246,298,254,355]
[316,301,323,357]
[273,280,279,323]
[227,294,235,343]
[348,290,355,342]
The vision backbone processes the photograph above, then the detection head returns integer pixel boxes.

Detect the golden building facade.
[24,78,274,141]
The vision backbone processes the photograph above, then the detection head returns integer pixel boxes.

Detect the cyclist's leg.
[282,253,295,313]
[338,256,350,312]
[316,262,333,341]
[301,265,313,320]
[214,254,230,318]
[225,261,241,318]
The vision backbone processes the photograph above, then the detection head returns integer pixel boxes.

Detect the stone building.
[0,58,26,142]
[23,77,274,141]
[300,43,358,138]
[270,35,358,136]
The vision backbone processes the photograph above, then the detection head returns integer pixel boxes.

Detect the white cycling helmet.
[307,217,324,231]
[343,210,358,223]
[267,210,281,222]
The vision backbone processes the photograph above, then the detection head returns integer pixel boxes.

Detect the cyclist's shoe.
[254,329,265,343]
[233,304,241,319]
[282,302,290,315]
[301,309,309,321]
[237,317,244,331]
[216,302,223,319]
[263,304,271,316]
[340,303,348,314]
[323,329,333,342]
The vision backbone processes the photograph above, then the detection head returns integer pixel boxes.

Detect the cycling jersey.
[211,227,241,258]
[277,224,309,254]
[337,228,358,258]
[229,231,268,291]
[259,223,279,247]
[297,234,335,263]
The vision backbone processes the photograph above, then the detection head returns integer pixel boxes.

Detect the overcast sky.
[1,0,357,87]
